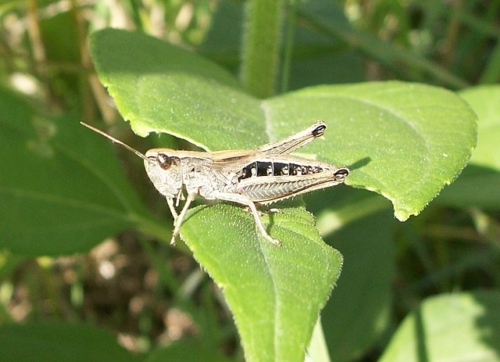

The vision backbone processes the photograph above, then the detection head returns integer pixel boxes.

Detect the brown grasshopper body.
[82,121,349,246]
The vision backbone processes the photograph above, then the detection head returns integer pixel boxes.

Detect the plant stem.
[307,317,331,362]
[240,0,284,98]
[281,0,299,93]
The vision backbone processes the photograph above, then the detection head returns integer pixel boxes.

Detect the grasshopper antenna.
[80,122,149,162]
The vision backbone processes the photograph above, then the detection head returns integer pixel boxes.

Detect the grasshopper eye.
[157,153,172,170]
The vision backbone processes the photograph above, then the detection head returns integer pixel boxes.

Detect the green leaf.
[89,29,476,360]
[437,85,500,209]
[89,29,264,149]
[90,29,476,222]
[265,83,477,221]
[0,88,158,255]
[461,85,500,171]
[0,321,137,362]
[380,291,500,362]
[181,203,342,362]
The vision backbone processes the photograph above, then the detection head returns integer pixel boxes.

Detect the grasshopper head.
[144,149,183,198]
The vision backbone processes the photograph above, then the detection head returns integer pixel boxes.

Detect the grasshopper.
[81,121,349,246]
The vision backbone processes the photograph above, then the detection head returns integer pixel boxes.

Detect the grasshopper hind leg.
[247,201,282,246]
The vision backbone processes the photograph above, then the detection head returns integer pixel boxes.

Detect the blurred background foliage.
[0,0,499,361]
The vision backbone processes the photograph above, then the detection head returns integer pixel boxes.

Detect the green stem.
[307,317,331,362]
[240,0,285,98]
[281,0,299,93]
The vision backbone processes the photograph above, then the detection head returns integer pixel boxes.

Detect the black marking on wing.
[238,161,327,181]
